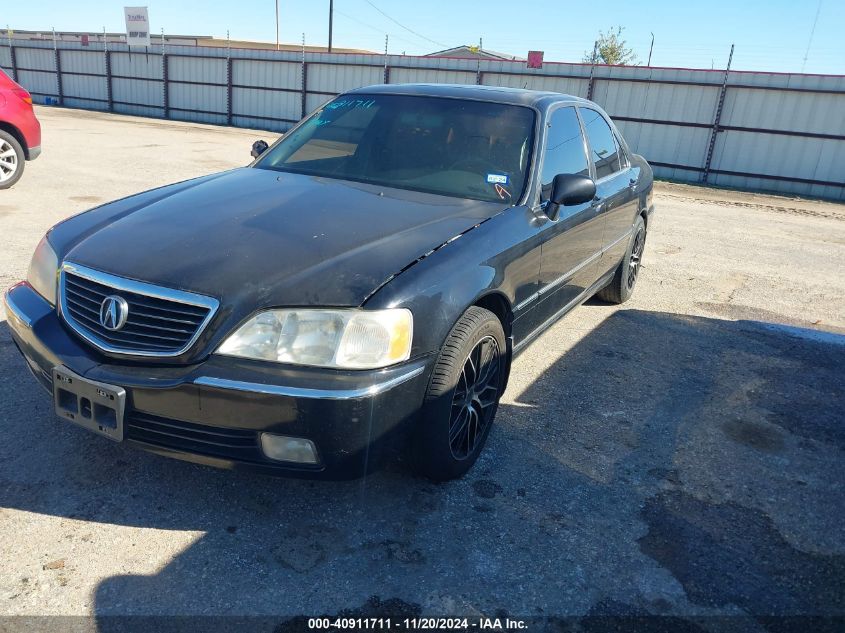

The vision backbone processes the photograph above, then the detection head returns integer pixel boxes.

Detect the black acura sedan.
[5,84,653,480]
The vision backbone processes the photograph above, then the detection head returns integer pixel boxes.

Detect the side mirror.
[546,174,597,220]
[251,140,269,159]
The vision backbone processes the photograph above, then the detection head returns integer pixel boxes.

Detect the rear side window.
[540,106,589,200]
[580,108,621,179]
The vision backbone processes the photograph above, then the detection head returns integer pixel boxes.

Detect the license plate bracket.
[52,366,126,441]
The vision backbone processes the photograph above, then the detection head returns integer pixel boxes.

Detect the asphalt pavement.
[0,107,843,627]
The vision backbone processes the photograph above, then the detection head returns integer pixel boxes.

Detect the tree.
[583,27,637,65]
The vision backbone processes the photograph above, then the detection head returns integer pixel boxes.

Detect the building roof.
[197,38,373,54]
[425,45,524,61]
[6,29,373,54]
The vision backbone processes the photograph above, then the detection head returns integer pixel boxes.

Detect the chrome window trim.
[194,366,425,401]
[58,262,220,358]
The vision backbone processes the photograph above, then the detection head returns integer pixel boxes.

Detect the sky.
[4,0,844,75]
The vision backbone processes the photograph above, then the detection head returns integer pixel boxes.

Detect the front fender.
[364,205,543,357]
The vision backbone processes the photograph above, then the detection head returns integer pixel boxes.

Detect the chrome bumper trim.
[194,366,425,401]
[4,284,34,329]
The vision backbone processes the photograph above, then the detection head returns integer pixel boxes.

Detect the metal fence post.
[226,56,233,126]
[105,49,113,112]
[54,45,64,105]
[383,35,389,84]
[586,41,598,100]
[301,62,308,119]
[9,41,17,83]
[162,53,169,118]
[702,44,734,184]
[300,33,308,120]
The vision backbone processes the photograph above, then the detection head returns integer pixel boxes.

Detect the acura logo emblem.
[99,295,129,331]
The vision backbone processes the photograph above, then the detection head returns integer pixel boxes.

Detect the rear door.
[531,105,605,328]
[578,108,639,275]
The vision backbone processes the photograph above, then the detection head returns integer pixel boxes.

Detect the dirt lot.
[0,107,843,625]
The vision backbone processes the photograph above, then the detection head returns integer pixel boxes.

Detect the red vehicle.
[0,69,41,189]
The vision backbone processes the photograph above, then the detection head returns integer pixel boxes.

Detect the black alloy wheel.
[627,225,645,290]
[596,214,646,304]
[414,306,507,481]
[448,335,501,460]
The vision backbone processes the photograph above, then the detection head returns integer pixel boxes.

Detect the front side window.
[255,94,536,204]
[540,106,589,201]
[580,108,621,179]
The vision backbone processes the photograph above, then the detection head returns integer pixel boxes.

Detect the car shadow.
[0,310,843,624]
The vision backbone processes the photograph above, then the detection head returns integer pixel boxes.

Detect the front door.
[532,106,605,329]
[579,107,639,277]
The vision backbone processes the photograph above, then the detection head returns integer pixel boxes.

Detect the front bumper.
[4,282,433,479]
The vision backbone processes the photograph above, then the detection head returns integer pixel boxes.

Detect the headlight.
[217,308,413,369]
[26,236,59,306]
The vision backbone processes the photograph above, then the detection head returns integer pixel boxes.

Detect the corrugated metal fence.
[2,40,844,200]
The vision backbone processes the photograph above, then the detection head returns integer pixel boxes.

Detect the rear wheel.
[0,131,25,190]
[597,214,646,304]
[413,306,506,481]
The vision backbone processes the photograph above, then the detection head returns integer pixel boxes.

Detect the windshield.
[255,94,536,204]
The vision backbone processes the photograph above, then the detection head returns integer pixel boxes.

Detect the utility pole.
[647,32,654,66]
[275,0,280,50]
[328,0,334,52]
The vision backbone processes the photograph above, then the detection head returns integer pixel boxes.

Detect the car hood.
[63,167,505,310]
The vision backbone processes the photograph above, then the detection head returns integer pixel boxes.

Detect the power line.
[336,2,442,52]
[361,0,447,49]
[334,7,424,49]
[802,0,822,72]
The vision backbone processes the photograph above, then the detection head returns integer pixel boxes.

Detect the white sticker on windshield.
[486,174,509,185]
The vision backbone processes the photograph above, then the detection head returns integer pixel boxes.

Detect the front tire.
[0,131,25,190]
[597,214,646,304]
[413,306,506,481]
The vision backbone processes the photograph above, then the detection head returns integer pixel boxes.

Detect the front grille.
[126,411,266,463]
[60,264,218,356]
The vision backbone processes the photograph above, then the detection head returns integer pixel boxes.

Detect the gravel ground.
[0,107,843,624]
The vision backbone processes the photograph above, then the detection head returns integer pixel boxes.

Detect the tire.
[413,306,507,481]
[597,214,646,304]
[0,130,25,190]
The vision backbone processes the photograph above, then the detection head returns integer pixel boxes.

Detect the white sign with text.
[124,6,151,47]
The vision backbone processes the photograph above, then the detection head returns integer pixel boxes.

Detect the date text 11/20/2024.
[307,618,528,630]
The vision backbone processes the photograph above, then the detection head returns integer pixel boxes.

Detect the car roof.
[345,83,588,108]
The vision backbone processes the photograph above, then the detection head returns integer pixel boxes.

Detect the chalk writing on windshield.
[324,98,377,111]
